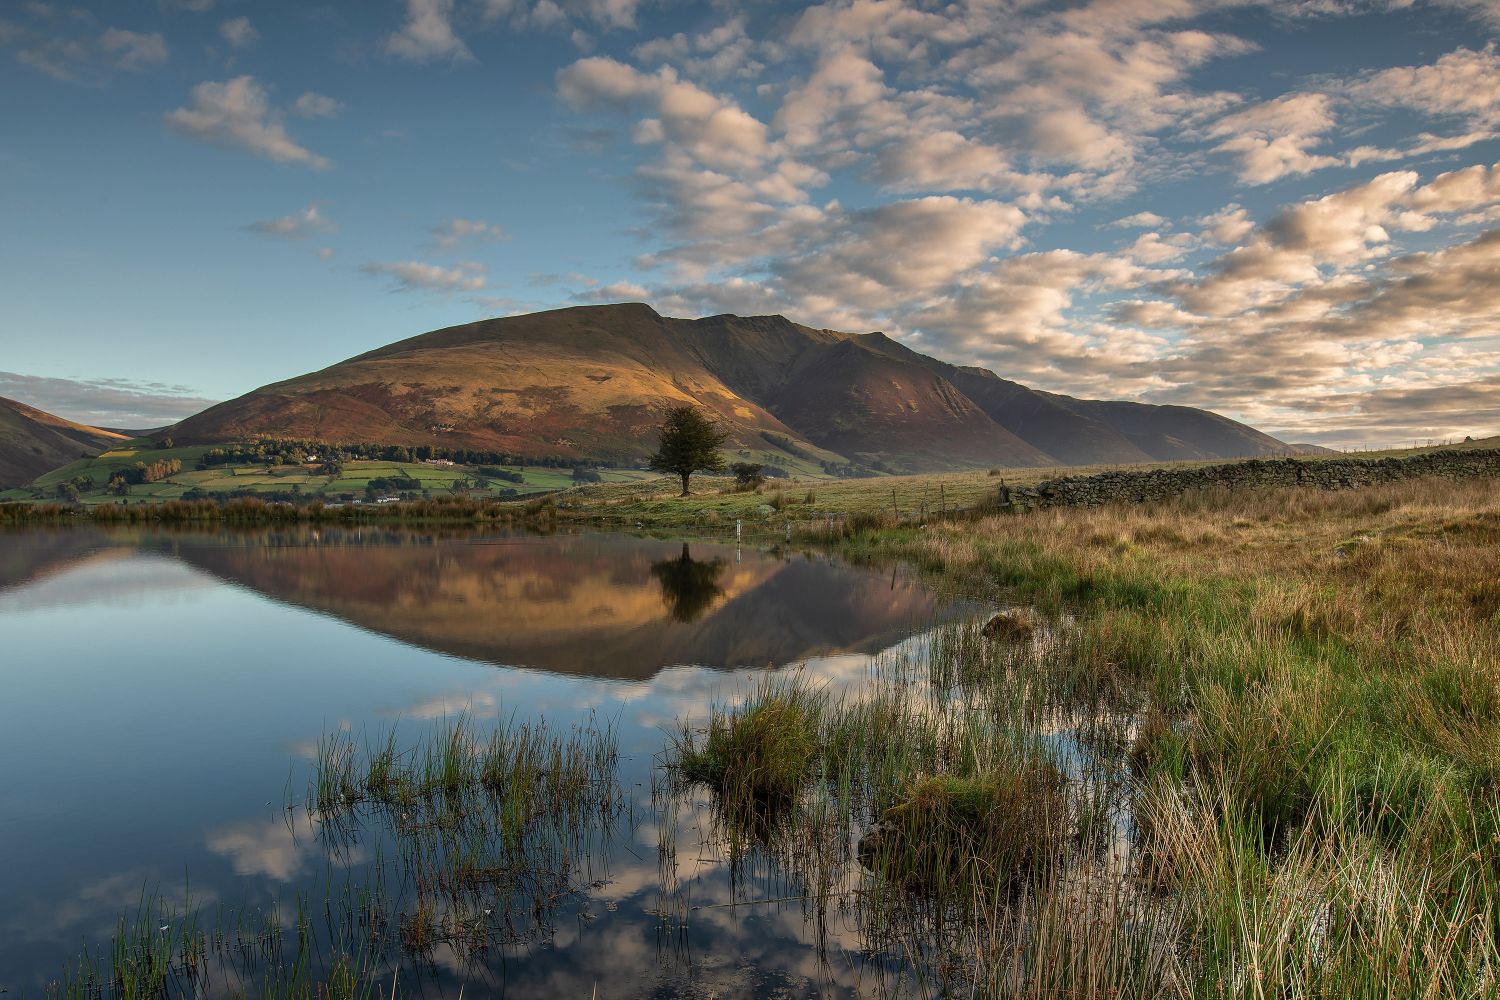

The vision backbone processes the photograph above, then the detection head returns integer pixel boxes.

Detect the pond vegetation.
[20,475,1500,997]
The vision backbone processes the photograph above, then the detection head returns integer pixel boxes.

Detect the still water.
[0,526,977,996]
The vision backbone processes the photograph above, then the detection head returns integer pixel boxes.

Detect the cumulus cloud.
[560,57,770,171]
[1197,204,1254,245]
[11,24,167,83]
[360,260,487,293]
[486,0,643,32]
[218,16,257,49]
[571,280,649,303]
[546,5,1500,445]
[1207,92,1342,184]
[1348,44,1500,124]
[166,76,331,169]
[246,204,335,239]
[1109,211,1169,229]
[291,92,342,118]
[100,28,167,69]
[0,371,218,428]
[386,0,471,63]
[632,15,761,80]
[428,217,504,248]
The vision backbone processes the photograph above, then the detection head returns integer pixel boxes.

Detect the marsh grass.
[305,712,624,965]
[44,714,622,998]
[662,475,1500,997]
[44,887,392,1000]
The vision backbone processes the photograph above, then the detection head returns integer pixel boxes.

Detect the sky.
[1,0,1498,447]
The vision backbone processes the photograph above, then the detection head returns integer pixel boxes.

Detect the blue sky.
[1,0,1498,446]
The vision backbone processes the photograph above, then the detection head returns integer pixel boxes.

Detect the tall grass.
[663,475,1500,997]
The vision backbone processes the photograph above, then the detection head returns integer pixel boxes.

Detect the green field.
[0,439,658,505]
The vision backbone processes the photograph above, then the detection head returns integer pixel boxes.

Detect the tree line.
[194,439,620,471]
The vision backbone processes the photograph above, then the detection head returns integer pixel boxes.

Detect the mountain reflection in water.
[0,526,960,678]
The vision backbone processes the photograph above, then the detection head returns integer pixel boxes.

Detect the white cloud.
[0,371,217,427]
[1108,211,1168,229]
[1125,231,1194,264]
[386,0,471,63]
[1207,92,1341,184]
[13,25,168,82]
[246,204,335,239]
[100,28,167,69]
[166,76,331,169]
[560,57,770,171]
[291,92,342,119]
[360,260,487,293]
[1348,44,1500,124]
[571,280,650,303]
[428,218,505,248]
[218,16,257,49]
[1197,204,1254,245]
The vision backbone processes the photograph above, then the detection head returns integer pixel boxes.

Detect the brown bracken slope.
[169,303,1295,471]
[0,395,127,489]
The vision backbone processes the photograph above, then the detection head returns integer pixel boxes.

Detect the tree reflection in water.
[650,543,727,623]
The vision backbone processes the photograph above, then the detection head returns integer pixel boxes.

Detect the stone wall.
[997,448,1500,511]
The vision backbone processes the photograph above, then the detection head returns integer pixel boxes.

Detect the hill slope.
[0,396,127,489]
[170,303,1294,472]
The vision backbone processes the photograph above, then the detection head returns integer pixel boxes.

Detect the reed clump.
[676,679,824,804]
[863,762,1068,890]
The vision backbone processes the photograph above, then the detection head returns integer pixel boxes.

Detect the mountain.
[0,396,128,489]
[170,303,1294,472]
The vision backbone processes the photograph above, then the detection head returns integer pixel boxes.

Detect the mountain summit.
[170,303,1293,472]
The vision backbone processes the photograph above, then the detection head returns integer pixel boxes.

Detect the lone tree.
[729,461,765,491]
[648,405,729,496]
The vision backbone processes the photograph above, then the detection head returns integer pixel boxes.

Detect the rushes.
[865,765,1068,890]
[310,713,619,826]
[674,677,824,805]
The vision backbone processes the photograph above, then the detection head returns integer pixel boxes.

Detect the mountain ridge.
[0,396,128,489]
[169,302,1296,472]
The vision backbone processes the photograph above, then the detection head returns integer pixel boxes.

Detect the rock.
[756,504,775,516]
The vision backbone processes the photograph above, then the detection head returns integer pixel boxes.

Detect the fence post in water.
[736,519,743,540]
[785,522,791,542]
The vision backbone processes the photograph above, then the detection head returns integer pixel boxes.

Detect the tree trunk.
[680,472,691,497]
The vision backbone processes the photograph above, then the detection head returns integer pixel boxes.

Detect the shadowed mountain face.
[170,303,1293,472]
[0,396,127,489]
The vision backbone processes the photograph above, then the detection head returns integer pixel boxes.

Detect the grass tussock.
[864,763,1068,890]
[675,678,823,804]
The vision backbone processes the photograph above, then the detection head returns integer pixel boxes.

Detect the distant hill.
[0,396,127,489]
[170,303,1295,472]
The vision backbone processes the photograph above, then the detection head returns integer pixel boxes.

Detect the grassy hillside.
[0,395,127,488]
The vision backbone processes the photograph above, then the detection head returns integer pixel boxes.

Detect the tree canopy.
[648,406,729,496]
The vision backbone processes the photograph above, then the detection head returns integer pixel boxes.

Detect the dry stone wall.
[998,449,1500,511]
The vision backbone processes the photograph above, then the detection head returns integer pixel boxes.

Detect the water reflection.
[1,526,957,678]
[0,526,977,996]
[650,543,726,623]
